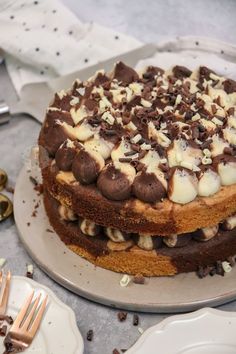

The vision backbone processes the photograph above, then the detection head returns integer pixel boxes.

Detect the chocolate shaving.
[133,275,145,284]
[136,162,145,172]
[117,312,127,322]
[216,261,224,276]
[138,150,146,160]
[227,107,235,116]
[196,265,212,278]
[26,271,33,279]
[86,329,93,341]
[0,325,7,337]
[201,139,212,149]
[119,157,132,163]
[124,151,137,157]
[130,144,141,152]
[34,183,43,195]
[5,186,14,194]
[103,129,117,136]
[113,349,120,354]
[29,176,38,186]
[133,314,139,326]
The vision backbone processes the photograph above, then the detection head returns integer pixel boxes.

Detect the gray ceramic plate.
[14,37,236,312]
[14,162,236,313]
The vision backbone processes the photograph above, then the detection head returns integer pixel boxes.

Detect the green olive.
[0,169,8,192]
[0,194,13,221]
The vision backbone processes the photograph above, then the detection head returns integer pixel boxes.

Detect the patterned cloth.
[0,0,141,93]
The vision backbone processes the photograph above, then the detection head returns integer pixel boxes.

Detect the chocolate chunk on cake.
[39,62,236,276]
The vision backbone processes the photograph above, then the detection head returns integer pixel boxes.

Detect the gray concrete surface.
[1,1,236,353]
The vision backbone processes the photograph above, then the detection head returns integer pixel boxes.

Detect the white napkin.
[0,0,142,94]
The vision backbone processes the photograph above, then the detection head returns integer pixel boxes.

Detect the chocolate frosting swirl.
[72,150,100,184]
[43,111,74,134]
[172,65,192,78]
[223,79,236,94]
[132,171,166,203]
[97,164,132,200]
[43,123,69,156]
[55,144,76,171]
[113,61,139,85]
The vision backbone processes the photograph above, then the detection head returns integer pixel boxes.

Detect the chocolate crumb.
[117,312,127,322]
[31,210,37,217]
[29,176,38,186]
[27,222,30,226]
[121,350,127,353]
[26,272,33,279]
[133,314,139,326]
[46,228,54,233]
[87,329,93,341]
[5,186,14,194]
[133,275,145,284]
[113,349,120,354]
[0,325,7,337]
[124,151,137,157]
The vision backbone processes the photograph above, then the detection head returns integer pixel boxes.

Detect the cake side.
[44,190,236,276]
[40,155,236,235]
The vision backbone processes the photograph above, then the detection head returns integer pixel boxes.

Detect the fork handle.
[0,101,10,125]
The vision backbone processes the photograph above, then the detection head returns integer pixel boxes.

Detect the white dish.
[0,276,83,354]
[126,308,236,354]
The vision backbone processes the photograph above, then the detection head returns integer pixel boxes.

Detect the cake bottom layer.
[44,190,236,276]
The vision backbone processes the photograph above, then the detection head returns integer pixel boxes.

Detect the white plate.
[126,308,236,354]
[0,276,84,354]
[14,37,236,313]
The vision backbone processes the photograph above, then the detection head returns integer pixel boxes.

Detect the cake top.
[40,62,236,205]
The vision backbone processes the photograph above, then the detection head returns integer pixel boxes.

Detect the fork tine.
[29,295,48,337]
[0,271,11,313]
[21,294,41,331]
[11,290,35,330]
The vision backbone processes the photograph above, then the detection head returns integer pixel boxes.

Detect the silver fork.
[0,270,11,317]
[4,290,48,353]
